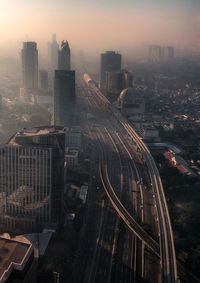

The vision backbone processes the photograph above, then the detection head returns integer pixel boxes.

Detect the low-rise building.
[65,149,78,168]
[141,127,160,142]
[65,126,82,148]
[0,233,36,283]
[118,88,145,119]
[35,94,53,105]
[79,185,88,204]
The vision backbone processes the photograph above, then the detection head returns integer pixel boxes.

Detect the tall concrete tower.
[0,126,65,232]
[100,51,122,90]
[58,41,71,70]
[39,69,48,90]
[49,34,59,70]
[165,46,175,61]
[148,45,164,63]
[54,70,75,127]
[21,42,38,89]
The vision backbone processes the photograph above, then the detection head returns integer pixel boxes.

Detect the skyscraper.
[164,46,175,61]
[21,42,38,89]
[0,126,65,232]
[149,45,174,63]
[149,45,164,63]
[106,70,133,95]
[49,34,59,71]
[0,95,2,110]
[39,69,48,90]
[54,70,75,126]
[58,40,71,70]
[100,51,122,89]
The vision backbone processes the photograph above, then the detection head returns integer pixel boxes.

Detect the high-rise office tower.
[164,46,175,61]
[0,95,2,110]
[124,70,133,88]
[21,42,38,89]
[0,126,65,232]
[58,41,71,70]
[100,51,122,89]
[149,45,175,63]
[149,45,164,63]
[39,69,48,90]
[54,70,75,126]
[106,70,133,95]
[49,34,59,70]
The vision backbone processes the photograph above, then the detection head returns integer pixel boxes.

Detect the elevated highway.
[83,73,178,283]
[99,161,160,256]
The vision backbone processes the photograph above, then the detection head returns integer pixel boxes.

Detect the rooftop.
[65,149,78,156]
[0,234,33,282]
[16,126,65,137]
[7,126,65,146]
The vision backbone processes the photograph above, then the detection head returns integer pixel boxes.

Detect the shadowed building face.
[100,51,122,89]
[54,70,75,127]
[0,126,65,232]
[58,40,71,70]
[21,42,38,89]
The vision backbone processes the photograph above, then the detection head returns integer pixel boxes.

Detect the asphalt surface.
[74,76,161,283]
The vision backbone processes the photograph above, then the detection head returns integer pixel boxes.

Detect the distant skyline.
[0,0,200,57]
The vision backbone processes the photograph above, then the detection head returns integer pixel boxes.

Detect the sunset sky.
[0,0,200,57]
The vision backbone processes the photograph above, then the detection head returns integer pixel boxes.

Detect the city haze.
[0,0,200,58]
[0,1,200,282]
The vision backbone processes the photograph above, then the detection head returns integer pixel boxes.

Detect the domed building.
[118,87,145,118]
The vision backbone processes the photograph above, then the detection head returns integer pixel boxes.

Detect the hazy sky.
[0,0,200,57]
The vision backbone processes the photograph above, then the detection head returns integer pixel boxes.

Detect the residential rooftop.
[0,234,33,282]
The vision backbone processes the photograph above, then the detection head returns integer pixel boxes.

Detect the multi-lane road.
[76,75,162,282]
[82,73,178,282]
[73,72,200,283]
